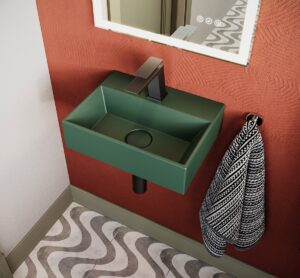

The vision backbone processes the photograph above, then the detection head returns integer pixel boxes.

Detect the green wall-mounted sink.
[62,71,224,194]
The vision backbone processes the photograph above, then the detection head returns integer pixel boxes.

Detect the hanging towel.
[200,117,265,257]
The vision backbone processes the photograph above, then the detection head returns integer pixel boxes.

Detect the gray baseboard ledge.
[0,253,13,278]
[6,186,72,273]
[6,185,275,277]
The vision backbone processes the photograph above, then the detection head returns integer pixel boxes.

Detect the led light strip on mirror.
[92,0,261,65]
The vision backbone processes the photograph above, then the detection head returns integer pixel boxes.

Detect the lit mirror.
[92,0,261,65]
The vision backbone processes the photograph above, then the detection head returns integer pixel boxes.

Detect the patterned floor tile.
[14,202,234,278]
[13,258,32,278]
[164,249,234,278]
[14,203,119,278]
[115,227,167,277]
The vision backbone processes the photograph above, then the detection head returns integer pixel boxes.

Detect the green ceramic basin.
[62,71,224,194]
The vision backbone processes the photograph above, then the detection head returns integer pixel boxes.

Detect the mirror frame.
[92,0,261,65]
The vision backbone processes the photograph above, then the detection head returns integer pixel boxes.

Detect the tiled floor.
[14,203,234,278]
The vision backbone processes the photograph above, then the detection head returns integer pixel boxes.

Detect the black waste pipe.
[132,175,147,194]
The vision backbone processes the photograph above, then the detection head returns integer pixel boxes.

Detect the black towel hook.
[246,113,263,126]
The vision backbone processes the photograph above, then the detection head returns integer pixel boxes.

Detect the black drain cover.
[125,129,153,149]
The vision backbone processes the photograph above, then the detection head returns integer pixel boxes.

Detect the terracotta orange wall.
[37,0,300,276]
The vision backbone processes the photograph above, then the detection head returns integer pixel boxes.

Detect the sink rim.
[64,85,214,168]
[62,70,225,194]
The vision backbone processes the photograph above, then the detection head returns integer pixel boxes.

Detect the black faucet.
[126,57,167,101]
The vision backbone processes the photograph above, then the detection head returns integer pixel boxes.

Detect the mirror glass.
[93,0,261,65]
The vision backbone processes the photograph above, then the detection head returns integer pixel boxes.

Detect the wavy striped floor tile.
[14,203,234,278]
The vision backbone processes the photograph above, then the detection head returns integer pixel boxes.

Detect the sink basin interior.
[67,87,209,164]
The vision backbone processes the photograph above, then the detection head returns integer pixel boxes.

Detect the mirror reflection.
[107,0,250,54]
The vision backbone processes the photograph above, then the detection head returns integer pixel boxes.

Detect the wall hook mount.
[245,113,263,126]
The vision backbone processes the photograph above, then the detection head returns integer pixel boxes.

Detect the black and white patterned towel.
[200,117,265,257]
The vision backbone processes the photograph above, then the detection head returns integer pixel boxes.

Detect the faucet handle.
[134,57,163,79]
[126,56,166,102]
